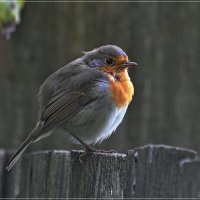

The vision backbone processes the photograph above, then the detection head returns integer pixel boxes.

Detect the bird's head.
[82,45,137,79]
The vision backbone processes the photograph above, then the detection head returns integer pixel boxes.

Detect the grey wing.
[5,63,107,171]
[40,90,95,133]
[37,67,107,135]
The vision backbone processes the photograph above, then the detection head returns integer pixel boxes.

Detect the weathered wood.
[19,150,71,198]
[179,159,200,198]
[69,151,126,198]
[0,145,199,198]
[0,150,21,198]
[19,150,126,198]
[126,145,197,198]
[0,150,5,197]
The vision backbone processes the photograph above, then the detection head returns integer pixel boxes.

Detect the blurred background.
[0,2,200,154]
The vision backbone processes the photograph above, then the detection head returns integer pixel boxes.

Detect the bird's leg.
[70,132,116,153]
[69,133,96,162]
[69,132,93,150]
[69,133,116,163]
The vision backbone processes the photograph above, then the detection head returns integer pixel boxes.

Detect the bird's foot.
[79,145,116,163]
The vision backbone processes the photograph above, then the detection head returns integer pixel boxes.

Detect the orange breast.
[108,70,134,108]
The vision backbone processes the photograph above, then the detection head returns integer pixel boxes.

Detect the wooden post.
[126,145,197,198]
[179,159,200,198]
[19,151,127,198]
[0,150,21,198]
[0,145,199,198]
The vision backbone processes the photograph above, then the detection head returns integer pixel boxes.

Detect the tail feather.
[6,121,43,171]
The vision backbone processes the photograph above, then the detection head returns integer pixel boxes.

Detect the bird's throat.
[106,69,134,108]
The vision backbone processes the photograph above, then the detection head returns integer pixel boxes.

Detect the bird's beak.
[116,61,138,71]
[123,61,138,68]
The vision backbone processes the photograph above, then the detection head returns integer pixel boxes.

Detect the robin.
[6,45,138,171]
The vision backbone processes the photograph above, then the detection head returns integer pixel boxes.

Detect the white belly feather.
[94,106,128,144]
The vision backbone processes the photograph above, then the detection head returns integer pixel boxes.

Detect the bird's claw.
[79,147,117,163]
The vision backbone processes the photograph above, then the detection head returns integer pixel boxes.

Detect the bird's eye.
[105,58,114,65]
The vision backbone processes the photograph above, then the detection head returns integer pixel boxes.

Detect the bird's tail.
[5,121,43,171]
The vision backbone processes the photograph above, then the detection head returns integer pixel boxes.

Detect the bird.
[6,45,137,171]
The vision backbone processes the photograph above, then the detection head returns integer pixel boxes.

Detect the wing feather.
[41,90,95,133]
[37,64,107,136]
